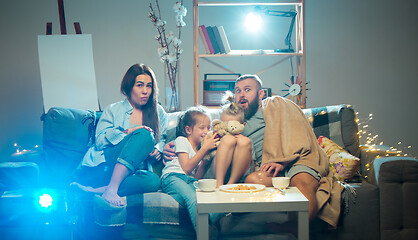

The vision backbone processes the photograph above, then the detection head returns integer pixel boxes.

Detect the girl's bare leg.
[101,163,131,206]
[214,135,237,187]
[227,135,252,184]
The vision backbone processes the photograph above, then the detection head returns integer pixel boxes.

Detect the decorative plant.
[148,0,187,111]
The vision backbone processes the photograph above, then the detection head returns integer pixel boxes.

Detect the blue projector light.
[39,193,53,208]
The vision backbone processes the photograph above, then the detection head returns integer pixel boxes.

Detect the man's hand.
[259,162,285,177]
[163,142,175,162]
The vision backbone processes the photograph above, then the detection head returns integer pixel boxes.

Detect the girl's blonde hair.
[221,91,245,123]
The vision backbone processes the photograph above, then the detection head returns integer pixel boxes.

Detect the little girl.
[160,106,220,231]
[209,93,254,187]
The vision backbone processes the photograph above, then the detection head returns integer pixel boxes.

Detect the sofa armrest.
[375,158,418,240]
[0,150,45,190]
[9,149,44,163]
[359,145,399,185]
[0,162,39,190]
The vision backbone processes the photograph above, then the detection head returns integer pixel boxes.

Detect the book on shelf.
[199,25,214,54]
[213,26,226,54]
[206,26,221,54]
[217,26,231,54]
[198,25,210,54]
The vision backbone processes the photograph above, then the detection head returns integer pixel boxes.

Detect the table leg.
[298,210,309,240]
[197,213,209,240]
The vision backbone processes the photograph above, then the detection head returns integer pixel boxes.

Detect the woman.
[72,63,167,206]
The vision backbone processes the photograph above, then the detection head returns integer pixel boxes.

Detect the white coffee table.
[196,186,309,240]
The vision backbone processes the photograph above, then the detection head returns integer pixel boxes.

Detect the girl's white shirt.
[161,136,197,177]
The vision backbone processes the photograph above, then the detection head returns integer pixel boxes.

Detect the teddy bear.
[201,119,245,162]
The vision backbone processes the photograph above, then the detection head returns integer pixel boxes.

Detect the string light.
[356,111,414,179]
[14,143,23,153]
[12,142,40,155]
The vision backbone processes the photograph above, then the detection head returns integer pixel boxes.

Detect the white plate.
[219,184,266,193]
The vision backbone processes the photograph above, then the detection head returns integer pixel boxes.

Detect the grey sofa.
[1,104,417,240]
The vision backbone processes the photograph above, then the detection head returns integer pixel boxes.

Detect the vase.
[165,85,179,112]
[164,65,179,112]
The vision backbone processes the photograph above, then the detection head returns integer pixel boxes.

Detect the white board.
[38,34,99,111]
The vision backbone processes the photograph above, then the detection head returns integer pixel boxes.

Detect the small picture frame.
[262,88,272,99]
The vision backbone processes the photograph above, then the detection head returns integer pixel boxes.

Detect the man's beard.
[244,94,260,120]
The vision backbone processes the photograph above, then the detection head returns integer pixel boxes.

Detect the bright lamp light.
[39,193,53,208]
[245,12,262,32]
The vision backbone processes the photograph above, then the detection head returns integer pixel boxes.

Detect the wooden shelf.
[193,0,306,108]
[198,1,303,7]
[200,50,303,57]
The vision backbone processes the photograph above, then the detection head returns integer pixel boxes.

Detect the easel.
[46,0,83,35]
[38,0,100,112]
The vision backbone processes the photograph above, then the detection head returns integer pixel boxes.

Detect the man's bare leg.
[290,172,319,220]
[245,171,273,187]
[265,172,320,236]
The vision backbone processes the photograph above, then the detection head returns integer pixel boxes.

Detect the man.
[164,74,343,228]
[234,74,322,221]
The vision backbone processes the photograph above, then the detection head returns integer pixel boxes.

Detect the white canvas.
[38,34,99,111]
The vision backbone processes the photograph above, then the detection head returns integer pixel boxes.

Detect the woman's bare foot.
[69,182,106,194]
[101,188,126,206]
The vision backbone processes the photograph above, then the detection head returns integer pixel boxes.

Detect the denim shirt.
[81,99,168,167]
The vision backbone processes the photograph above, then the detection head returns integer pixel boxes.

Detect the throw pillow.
[318,136,360,181]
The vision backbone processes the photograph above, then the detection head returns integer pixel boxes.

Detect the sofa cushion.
[93,191,191,227]
[303,104,360,158]
[318,136,360,181]
[378,159,418,240]
[41,107,98,187]
[166,108,221,142]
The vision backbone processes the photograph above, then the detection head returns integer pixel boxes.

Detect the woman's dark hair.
[120,63,160,141]
[176,106,210,138]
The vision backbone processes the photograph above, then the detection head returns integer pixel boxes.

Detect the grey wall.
[1,0,417,160]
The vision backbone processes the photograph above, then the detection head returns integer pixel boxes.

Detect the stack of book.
[199,25,231,54]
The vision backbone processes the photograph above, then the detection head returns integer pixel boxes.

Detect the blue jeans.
[161,173,223,231]
[77,128,160,194]
[114,128,155,172]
